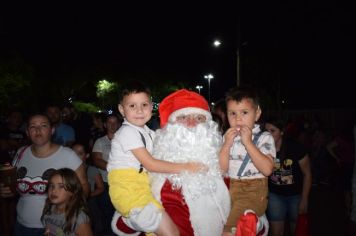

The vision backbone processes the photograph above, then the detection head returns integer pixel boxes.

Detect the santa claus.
[150,89,231,236]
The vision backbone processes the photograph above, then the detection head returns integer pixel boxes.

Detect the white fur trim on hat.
[168,107,212,124]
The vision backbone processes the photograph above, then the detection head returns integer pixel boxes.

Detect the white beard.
[151,120,231,236]
[152,120,223,199]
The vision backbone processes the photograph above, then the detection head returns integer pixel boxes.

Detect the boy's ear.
[255,105,262,121]
[118,104,124,117]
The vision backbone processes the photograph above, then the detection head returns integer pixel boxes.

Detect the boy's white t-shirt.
[227,124,276,180]
[107,120,155,172]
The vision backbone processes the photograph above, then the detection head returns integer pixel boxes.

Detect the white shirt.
[227,124,276,179]
[92,135,111,182]
[107,120,155,172]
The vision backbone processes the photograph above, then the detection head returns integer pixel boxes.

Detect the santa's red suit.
[150,89,231,236]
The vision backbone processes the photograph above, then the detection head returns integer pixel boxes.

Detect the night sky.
[1,3,355,109]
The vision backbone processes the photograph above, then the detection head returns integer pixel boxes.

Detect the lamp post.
[236,42,248,86]
[195,85,203,94]
[213,39,221,48]
[204,73,214,103]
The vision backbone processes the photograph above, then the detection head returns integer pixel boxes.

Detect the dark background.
[1,3,355,110]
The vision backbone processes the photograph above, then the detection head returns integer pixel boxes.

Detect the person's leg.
[155,210,179,236]
[287,194,301,235]
[98,182,115,234]
[266,192,287,236]
[87,196,104,234]
[160,180,194,235]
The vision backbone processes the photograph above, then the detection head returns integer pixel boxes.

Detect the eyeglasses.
[175,114,207,124]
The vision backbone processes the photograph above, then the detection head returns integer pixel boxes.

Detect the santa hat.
[159,89,212,128]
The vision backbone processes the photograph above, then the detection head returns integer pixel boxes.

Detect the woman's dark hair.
[26,112,52,127]
[264,116,286,131]
[41,168,89,234]
[212,99,229,134]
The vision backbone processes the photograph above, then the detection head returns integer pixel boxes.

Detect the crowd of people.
[0,83,355,236]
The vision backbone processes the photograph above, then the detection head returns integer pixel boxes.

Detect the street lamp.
[237,41,248,86]
[213,39,221,48]
[195,85,203,94]
[204,73,214,103]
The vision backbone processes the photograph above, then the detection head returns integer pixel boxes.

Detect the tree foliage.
[0,55,34,112]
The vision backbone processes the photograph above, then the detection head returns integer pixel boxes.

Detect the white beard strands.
[153,120,223,200]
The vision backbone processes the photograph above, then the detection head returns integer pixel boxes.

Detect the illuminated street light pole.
[195,85,203,94]
[213,39,221,48]
[236,42,247,86]
[204,74,214,103]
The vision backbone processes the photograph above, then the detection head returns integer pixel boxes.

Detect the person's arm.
[219,127,238,173]
[326,140,340,163]
[298,154,312,214]
[91,173,104,197]
[240,126,274,176]
[75,163,90,198]
[92,152,107,171]
[132,148,205,173]
[75,222,93,236]
[0,183,16,198]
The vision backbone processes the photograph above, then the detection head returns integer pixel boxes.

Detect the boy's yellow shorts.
[108,168,162,217]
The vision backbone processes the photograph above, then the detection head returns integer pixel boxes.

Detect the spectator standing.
[72,142,104,234]
[265,117,312,236]
[327,121,355,217]
[46,104,75,147]
[0,111,28,235]
[92,113,121,234]
[89,112,106,150]
[0,113,88,236]
[0,111,28,160]
[212,98,229,134]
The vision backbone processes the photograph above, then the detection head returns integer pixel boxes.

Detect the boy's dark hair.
[225,86,260,108]
[119,81,151,103]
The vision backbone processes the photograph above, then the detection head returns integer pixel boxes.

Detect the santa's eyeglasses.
[175,114,207,124]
